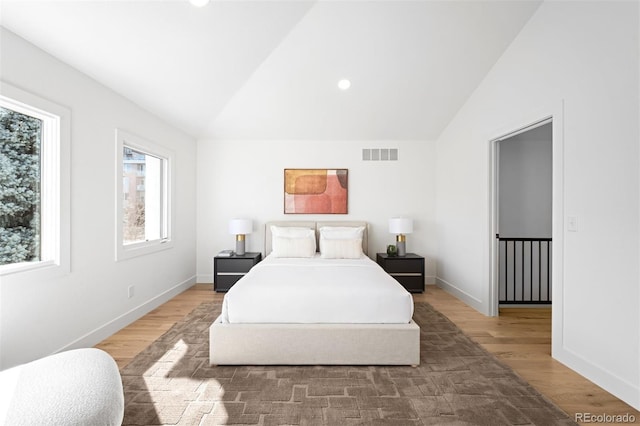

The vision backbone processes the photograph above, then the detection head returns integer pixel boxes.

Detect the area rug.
[120,302,576,426]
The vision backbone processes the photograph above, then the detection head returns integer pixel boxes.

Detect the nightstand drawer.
[215,274,244,292]
[382,258,423,274]
[216,258,257,273]
[391,275,424,293]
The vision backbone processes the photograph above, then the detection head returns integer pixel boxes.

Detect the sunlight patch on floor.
[141,339,229,424]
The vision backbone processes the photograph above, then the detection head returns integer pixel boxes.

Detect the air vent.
[362,148,398,161]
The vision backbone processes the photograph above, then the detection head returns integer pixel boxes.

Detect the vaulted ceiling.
[0,0,542,140]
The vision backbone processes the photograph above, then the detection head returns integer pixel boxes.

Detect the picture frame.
[284,169,348,214]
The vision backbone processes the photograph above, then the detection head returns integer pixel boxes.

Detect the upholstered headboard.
[265,221,369,256]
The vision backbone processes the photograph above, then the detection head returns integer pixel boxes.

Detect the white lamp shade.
[229,219,253,235]
[389,217,413,234]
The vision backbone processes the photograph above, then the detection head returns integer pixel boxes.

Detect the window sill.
[0,259,67,277]
[116,239,174,262]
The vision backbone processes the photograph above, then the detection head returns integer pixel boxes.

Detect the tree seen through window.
[0,107,42,265]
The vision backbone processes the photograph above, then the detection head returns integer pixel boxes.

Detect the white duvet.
[221,254,414,323]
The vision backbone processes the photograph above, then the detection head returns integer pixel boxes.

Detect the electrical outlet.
[128,285,134,299]
[567,216,578,232]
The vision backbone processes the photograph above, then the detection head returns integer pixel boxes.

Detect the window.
[0,107,42,266]
[115,129,172,260]
[0,82,70,276]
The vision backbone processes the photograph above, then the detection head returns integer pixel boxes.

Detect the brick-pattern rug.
[120,302,576,425]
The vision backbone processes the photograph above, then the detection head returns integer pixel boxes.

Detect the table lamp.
[229,219,253,256]
[389,217,413,257]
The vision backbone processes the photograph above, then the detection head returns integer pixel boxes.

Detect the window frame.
[115,129,173,261]
[0,82,71,277]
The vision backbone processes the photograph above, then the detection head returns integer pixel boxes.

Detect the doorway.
[492,119,553,309]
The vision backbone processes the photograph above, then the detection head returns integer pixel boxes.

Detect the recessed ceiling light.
[189,0,210,7]
[338,79,351,90]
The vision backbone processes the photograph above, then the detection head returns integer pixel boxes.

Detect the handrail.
[497,235,552,241]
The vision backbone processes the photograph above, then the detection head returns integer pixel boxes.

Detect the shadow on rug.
[120,302,576,425]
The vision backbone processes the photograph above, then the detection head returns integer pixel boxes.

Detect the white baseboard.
[435,276,486,315]
[435,278,639,411]
[56,275,197,354]
[554,345,640,411]
[425,275,436,285]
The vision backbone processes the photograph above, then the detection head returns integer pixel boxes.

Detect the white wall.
[0,29,198,369]
[197,139,436,283]
[435,1,639,409]
[499,123,552,238]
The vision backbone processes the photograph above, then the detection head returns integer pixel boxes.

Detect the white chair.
[0,348,124,426]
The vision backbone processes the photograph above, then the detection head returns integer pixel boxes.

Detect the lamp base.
[235,239,246,256]
[396,240,406,257]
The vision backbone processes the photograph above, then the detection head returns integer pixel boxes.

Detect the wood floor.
[96,284,639,426]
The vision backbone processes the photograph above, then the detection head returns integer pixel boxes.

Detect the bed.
[209,221,420,366]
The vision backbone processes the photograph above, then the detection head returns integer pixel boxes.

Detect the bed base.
[209,316,420,366]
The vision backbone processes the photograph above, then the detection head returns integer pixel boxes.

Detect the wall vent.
[362,148,398,161]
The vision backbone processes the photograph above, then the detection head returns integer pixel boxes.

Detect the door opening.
[491,119,553,310]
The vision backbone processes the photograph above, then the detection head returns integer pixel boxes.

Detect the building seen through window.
[122,146,163,244]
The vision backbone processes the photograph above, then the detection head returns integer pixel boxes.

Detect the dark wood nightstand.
[376,253,425,293]
[213,252,262,292]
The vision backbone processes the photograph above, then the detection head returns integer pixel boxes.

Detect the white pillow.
[270,226,316,258]
[271,226,315,238]
[318,226,365,240]
[319,226,365,259]
[320,238,363,259]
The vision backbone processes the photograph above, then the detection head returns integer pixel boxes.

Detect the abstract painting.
[284,169,348,214]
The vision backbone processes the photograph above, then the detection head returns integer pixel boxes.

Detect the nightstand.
[376,253,425,293]
[213,252,262,292]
